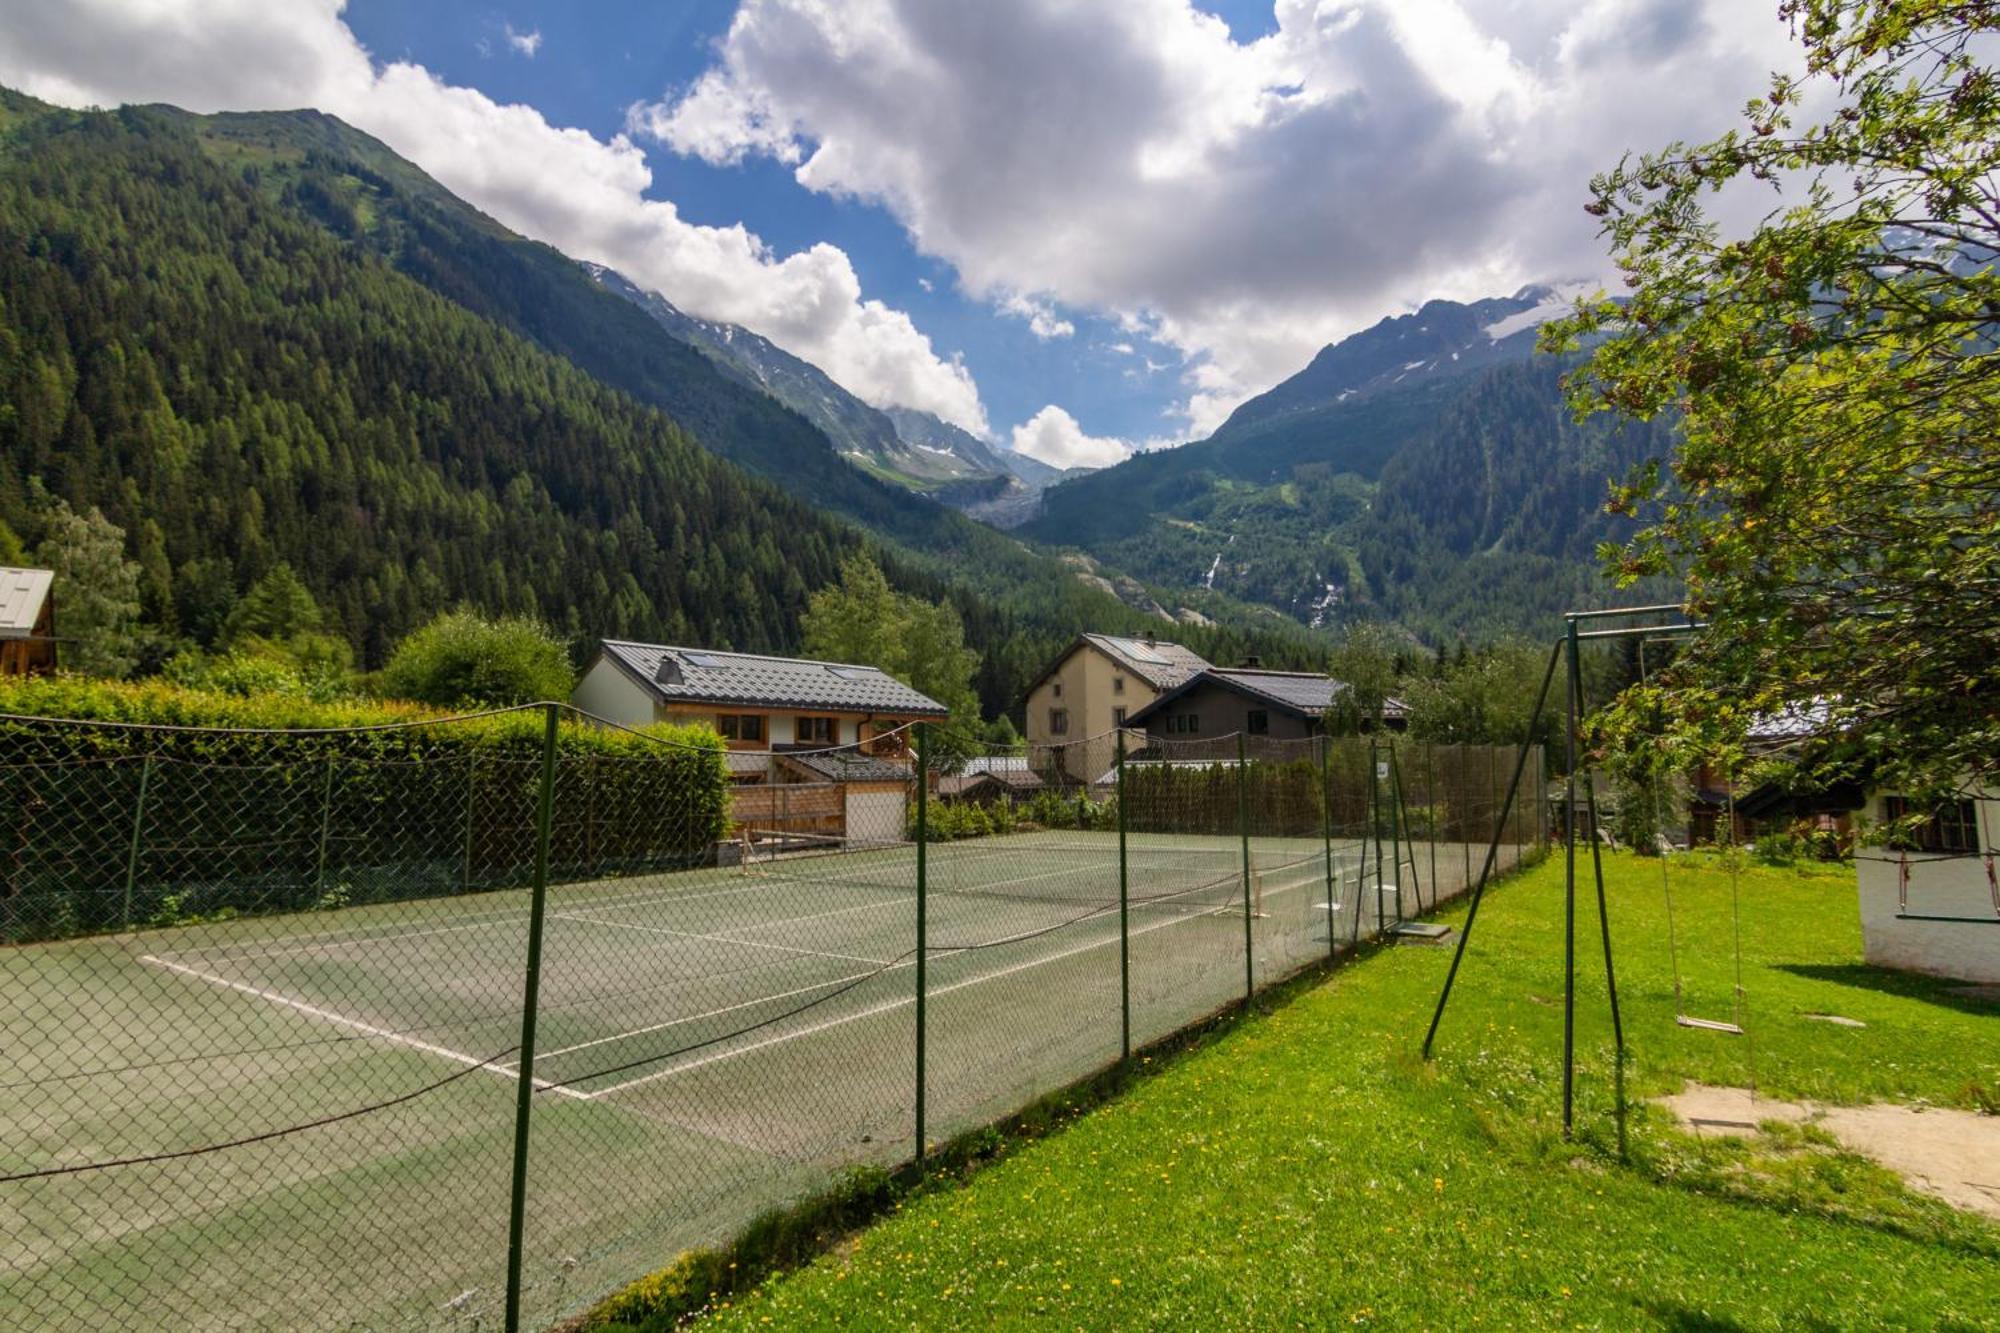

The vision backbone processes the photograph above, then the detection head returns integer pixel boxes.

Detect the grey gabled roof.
[1021,632,1208,702]
[596,640,948,717]
[0,567,53,639]
[776,747,916,783]
[1125,668,1408,727]
[1082,633,1209,689]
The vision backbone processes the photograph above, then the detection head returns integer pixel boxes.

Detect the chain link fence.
[1,706,1542,1330]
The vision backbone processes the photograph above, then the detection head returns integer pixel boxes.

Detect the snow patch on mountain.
[1482,281,1594,342]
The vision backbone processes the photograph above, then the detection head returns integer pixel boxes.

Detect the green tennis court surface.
[1,829,1524,1330]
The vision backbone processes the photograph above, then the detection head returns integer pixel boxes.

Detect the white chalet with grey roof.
[574,640,946,749]
[574,641,947,848]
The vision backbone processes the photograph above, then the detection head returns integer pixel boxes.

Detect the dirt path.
[1659,1083,2000,1220]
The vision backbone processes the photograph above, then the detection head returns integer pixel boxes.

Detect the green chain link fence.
[0,705,1542,1330]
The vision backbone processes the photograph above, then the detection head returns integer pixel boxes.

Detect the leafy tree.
[1546,0,2000,791]
[802,552,982,760]
[981,713,1022,747]
[0,517,26,565]
[378,609,574,707]
[1401,640,1560,751]
[30,484,141,678]
[1324,624,1401,735]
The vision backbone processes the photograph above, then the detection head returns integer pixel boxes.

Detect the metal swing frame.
[1420,604,1719,1138]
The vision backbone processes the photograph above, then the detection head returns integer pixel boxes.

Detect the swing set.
[1420,604,1757,1137]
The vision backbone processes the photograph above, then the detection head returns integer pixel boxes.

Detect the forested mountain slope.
[1023,288,1673,638]
[0,90,1316,710]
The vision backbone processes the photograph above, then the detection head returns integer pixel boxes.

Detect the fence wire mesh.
[0,708,1542,1330]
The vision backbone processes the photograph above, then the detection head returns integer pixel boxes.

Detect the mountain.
[882,407,1063,488]
[1022,285,1674,639]
[0,89,1321,712]
[582,264,1006,492]
[580,262,1070,524]
[1208,284,1589,450]
[880,407,1066,527]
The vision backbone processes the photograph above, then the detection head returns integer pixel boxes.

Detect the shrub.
[0,675,726,943]
[378,609,574,707]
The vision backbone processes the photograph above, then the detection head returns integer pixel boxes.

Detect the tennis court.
[1,714,1540,1331]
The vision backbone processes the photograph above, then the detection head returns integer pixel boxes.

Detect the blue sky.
[2,1,1797,467]
[341,0,1213,447]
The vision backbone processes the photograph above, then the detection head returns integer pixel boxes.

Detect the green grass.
[678,852,1999,1330]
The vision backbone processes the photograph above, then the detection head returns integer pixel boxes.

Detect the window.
[681,652,725,669]
[717,714,765,742]
[1167,713,1200,735]
[1113,706,1127,727]
[796,716,838,745]
[1247,709,1269,735]
[1187,713,1200,735]
[1049,708,1070,736]
[1882,796,1979,854]
[1113,676,1125,695]
[1052,681,1063,698]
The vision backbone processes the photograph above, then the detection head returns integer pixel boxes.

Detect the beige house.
[1856,784,1998,983]
[573,641,948,846]
[1022,633,1209,780]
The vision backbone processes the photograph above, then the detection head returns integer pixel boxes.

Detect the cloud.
[504,23,541,58]
[999,293,1075,340]
[637,0,1802,433]
[0,0,989,434]
[1010,405,1132,470]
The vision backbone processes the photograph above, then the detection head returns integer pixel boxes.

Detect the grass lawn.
[677,851,1999,1330]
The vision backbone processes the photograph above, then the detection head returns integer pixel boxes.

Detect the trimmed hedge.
[0,676,729,943]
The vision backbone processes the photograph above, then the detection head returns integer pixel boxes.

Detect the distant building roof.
[1023,632,1209,702]
[774,746,915,784]
[939,769,1047,798]
[1125,667,1407,728]
[594,640,948,718]
[0,567,53,639]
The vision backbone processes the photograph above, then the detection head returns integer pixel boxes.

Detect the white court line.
[533,966,879,1060]
[588,876,1313,1098]
[139,954,593,1101]
[146,873,840,964]
[552,911,894,967]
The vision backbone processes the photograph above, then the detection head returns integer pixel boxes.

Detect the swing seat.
[1675,1014,1744,1035]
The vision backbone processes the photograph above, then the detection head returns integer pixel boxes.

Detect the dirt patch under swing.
[1657,1083,2000,1221]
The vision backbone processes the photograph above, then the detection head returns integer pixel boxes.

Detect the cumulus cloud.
[0,0,989,434]
[504,23,542,58]
[1010,405,1132,469]
[638,0,1803,432]
[999,293,1075,340]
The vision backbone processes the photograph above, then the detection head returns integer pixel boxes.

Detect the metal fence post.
[1115,729,1130,1061]
[1459,744,1471,891]
[504,703,561,1333]
[1319,734,1335,959]
[914,722,929,1167]
[1369,739,1386,938]
[120,754,154,932]
[1388,747,1407,923]
[1425,745,1438,911]
[462,752,479,892]
[1562,620,1581,1137]
[313,756,337,903]
[1237,731,1253,1000]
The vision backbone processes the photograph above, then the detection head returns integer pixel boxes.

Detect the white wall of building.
[1857,787,1999,984]
[571,659,659,730]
